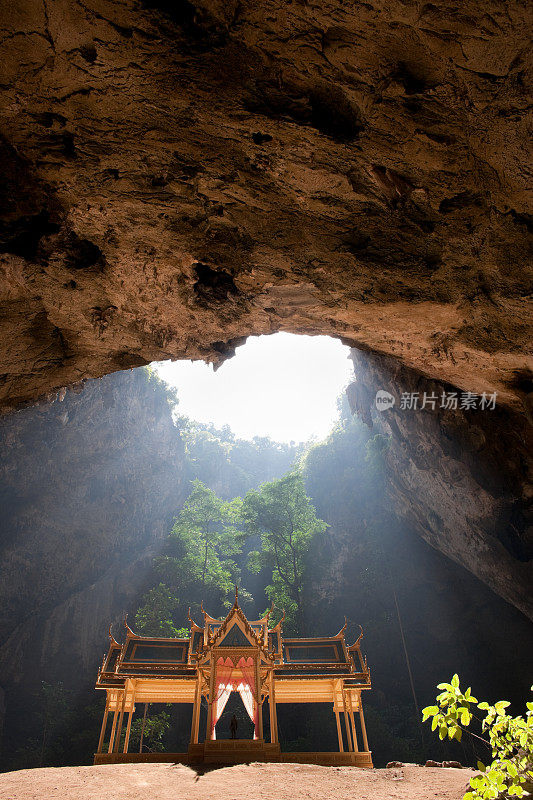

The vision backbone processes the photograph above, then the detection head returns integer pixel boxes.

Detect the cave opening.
[0,0,531,788]
[153,332,354,443]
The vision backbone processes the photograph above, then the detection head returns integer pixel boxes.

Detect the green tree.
[167,479,243,595]
[241,471,328,633]
[136,480,245,627]
[134,584,189,637]
[126,708,171,753]
[39,682,69,766]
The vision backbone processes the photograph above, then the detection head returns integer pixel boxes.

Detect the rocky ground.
[0,762,474,800]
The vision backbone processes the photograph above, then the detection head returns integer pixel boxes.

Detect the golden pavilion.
[94,590,372,767]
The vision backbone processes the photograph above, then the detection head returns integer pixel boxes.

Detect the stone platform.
[94,739,373,767]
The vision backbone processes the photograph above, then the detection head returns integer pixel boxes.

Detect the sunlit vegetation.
[423,675,533,799]
[135,471,329,637]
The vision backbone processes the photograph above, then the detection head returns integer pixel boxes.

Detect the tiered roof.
[96,593,370,688]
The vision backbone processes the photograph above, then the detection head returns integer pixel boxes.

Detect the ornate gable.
[208,589,267,649]
[218,623,254,648]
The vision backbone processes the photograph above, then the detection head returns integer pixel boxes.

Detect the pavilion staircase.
[188,739,281,764]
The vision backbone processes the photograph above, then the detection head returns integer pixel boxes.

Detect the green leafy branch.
[422,675,533,799]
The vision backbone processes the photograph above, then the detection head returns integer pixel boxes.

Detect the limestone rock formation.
[0,0,531,415]
[348,349,533,620]
[0,369,187,696]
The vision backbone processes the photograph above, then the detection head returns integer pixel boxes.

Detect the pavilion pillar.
[123,708,134,753]
[206,660,216,741]
[341,684,354,752]
[123,682,135,753]
[358,694,370,752]
[348,693,358,752]
[139,703,149,753]
[190,672,202,744]
[334,709,344,752]
[113,685,128,753]
[269,670,278,744]
[97,694,110,754]
[107,705,119,754]
[255,657,263,740]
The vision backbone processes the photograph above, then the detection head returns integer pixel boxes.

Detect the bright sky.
[153,333,354,443]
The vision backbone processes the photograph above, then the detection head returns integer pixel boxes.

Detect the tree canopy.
[241,471,328,633]
[135,479,245,634]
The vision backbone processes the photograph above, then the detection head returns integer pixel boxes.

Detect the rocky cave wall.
[0,361,531,767]
[347,349,533,621]
[0,367,297,756]
[0,0,531,416]
[0,369,189,723]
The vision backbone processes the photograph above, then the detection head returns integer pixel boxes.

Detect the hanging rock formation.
[0,0,531,416]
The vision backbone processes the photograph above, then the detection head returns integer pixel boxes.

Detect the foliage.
[135,479,245,631]
[364,433,390,476]
[241,471,328,632]
[180,420,300,498]
[142,366,179,409]
[126,709,171,753]
[38,682,69,767]
[134,584,189,637]
[165,478,243,597]
[422,675,533,799]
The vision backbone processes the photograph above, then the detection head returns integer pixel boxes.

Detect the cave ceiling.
[0,0,531,413]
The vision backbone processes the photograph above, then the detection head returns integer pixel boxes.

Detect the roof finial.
[265,602,275,624]
[336,616,348,638]
[123,614,135,637]
[349,625,364,649]
[235,584,239,602]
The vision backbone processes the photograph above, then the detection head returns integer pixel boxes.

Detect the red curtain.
[237,656,258,738]
[211,657,234,739]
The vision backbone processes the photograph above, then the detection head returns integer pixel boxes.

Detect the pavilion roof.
[95,602,369,686]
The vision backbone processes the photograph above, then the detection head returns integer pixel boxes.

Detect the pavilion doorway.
[215,692,255,740]
[209,655,258,741]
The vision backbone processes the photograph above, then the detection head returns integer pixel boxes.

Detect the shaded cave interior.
[0,334,531,769]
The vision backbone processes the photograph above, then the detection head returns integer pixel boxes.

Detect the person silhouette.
[230,713,238,739]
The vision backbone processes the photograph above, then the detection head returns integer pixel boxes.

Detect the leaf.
[477,761,486,772]
[422,705,438,720]
[460,708,472,726]
[451,674,460,688]
[507,762,518,778]
[495,701,511,715]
